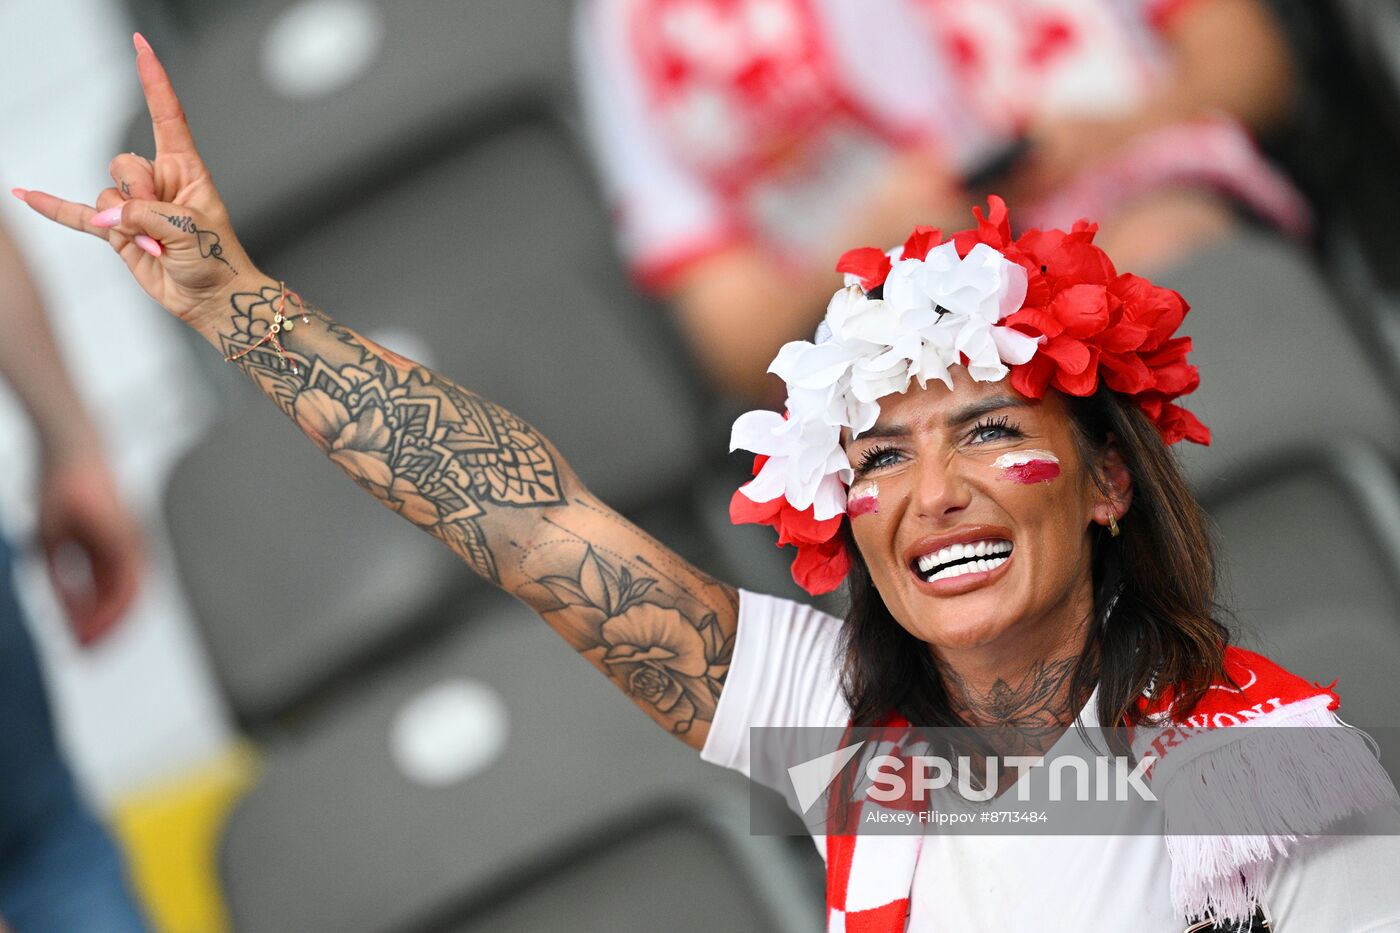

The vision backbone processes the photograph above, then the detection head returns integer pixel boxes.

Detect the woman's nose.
[910,452,972,520]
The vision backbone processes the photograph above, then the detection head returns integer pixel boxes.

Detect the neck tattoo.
[936,654,1081,753]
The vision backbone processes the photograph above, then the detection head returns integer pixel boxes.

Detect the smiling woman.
[840,375,1222,740]
[12,32,1400,933]
[724,200,1400,931]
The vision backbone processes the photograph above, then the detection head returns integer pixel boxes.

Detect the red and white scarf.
[821,646,1394,931]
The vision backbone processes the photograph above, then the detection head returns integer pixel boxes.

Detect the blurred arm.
[664,149,968,401]
[665,246,841,402]
[1147,0,1297,133]
[0,218,144,644]
[1011,0,1298,205]
[0,220,102,463]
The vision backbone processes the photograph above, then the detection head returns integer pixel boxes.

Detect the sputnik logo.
[787,741,866,813]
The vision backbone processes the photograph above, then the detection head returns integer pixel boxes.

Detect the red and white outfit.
[702,591,1400,931]
[574,0,1309,293]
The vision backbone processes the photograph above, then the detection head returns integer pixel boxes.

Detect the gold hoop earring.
[1107,514,1121,538]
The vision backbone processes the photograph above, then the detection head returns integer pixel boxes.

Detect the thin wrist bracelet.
[224,281,311,375]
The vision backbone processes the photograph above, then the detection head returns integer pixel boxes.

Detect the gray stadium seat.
[1154,229,1400,492]
[1257,0,1400,388]
[1330,0,1400,146]
[217,590,823,933]
[432,811,803,933]
[1208,440,1400,724]
[251,115,708,511]
[124,0,576,246]
[136,0,708,511]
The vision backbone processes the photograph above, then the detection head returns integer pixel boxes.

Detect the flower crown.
[729,196,1210,595]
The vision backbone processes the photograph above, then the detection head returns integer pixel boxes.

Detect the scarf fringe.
[1157,699,1395,927]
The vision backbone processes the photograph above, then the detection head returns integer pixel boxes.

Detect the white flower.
[823,284,871,336]
[928,242,1027,322]
[729,409,851,520]
[730,240,1042,518]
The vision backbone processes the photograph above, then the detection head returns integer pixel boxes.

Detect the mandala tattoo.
[220,286,564,583]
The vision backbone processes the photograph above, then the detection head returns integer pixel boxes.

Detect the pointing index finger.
[133,32,199,158]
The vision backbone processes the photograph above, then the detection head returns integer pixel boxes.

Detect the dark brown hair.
[838,385,1229,731]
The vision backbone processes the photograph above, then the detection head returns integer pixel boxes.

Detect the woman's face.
[843,367,1127,659]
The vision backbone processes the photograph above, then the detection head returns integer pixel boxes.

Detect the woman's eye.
[968,418,1022,444]
[857,447,902,473]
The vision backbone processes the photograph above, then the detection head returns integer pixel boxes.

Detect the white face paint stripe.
[992,449,1060,470]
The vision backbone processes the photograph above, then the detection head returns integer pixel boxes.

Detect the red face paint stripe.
[848,494,879,516]
[1001,460,1060,484]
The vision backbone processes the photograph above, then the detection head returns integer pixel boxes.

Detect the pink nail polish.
[9,188,26,201]
[134,234,163,257]
[133,32,150,54]
[92,206,124,227]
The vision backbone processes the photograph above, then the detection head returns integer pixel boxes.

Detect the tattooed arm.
[14,35,736,749]
[213,280,737,744]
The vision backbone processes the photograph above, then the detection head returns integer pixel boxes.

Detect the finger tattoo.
[159,212,235,272]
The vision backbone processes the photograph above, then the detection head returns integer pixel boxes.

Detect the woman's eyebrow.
[945,395,1029,429]
[853,421,909,442]
[854,396,1030,441]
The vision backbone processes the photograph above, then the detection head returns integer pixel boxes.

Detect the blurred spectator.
[0,215,149,932]
[576,0,1308,399]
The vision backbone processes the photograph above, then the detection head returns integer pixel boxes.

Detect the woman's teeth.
[915,540,1012,582]
[926,556,1009,582]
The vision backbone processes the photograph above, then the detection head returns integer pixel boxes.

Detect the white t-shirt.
[702,590,1400,931]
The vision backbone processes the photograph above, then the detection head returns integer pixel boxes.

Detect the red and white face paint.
[992,449,1061,485]
[847,482,879,517]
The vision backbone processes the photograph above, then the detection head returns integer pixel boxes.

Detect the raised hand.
[10,33,741,751]
[12,33,254,330]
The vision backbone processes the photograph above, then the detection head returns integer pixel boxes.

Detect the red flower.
[1137,395,1212,446]
[789,534,852,595]
[1015,221,1117,287]
[1109,273,1187,345]
[995,209,1209,446]
[952,194,1014,253]
[730,455,850,595]
[901,225,943,262]
[835,247,892,293]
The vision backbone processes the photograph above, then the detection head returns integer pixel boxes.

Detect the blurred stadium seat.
[164,402,468,727]
[1154,228,1400,490]
[1260,0,1400,383]
[1328,0,1400,152]
[216,590,822,933]
[1209,439,1400,724]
